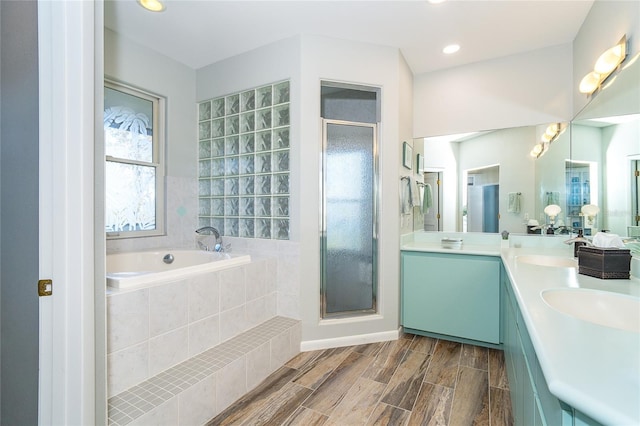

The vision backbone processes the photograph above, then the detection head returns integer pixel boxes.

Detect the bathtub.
[106,249,251,289]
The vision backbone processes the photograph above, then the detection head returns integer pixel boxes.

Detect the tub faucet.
[196,226,220,239]
[195,226,224,252]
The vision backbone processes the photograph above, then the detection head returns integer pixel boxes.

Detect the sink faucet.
[564,228,593,257]
[195,226,224,252]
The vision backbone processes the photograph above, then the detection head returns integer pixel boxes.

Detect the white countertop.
[401,233,640,425]
[501,247,640,425]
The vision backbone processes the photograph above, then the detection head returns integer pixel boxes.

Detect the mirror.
[419,124,570,233]
[571,54,640,237]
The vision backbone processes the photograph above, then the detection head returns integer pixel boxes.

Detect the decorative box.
[577,246,631,279]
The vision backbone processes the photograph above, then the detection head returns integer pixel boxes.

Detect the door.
[321,120,378,317]
[1,2,40,424]
[483,184,500,233]
[423,172,441,231]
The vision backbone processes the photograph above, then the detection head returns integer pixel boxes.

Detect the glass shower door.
[321,120,378,317]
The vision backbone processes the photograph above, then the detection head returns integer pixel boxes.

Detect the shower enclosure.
[320,83,379,318]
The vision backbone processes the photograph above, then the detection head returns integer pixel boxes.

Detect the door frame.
[37,1,103,424]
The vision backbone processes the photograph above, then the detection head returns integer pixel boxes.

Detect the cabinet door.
[402,252,500,343]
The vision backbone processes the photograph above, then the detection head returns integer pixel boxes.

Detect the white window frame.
[104,79,166,239]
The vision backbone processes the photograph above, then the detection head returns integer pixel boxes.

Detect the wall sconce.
[544,204,562,234]
[581,204,600,230]
[579,35,627,95]
[530,123,566,158]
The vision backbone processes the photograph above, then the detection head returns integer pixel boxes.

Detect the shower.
[320,83,379,318]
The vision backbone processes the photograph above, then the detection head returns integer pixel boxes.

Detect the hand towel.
[411,178,421,208]
[423,183,433,213]
[546,191,560,206]
[400,178,412,214]
[508,192,521,213]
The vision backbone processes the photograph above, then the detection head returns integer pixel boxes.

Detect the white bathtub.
[106,249,251,289]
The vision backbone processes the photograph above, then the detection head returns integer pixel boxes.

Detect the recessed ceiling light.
[138,0,166,12]
[442,44,460,55]
[428,0,447,3]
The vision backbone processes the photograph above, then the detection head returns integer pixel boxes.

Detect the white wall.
[421,139,459,232]
[572,0,640,115]
[104,29,197,252]
[602,121,639,234]
[458,127,536,233]
[299,35,408,344]
[413,43,573,138]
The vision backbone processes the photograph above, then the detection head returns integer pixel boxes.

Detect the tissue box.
[577,246,632,279]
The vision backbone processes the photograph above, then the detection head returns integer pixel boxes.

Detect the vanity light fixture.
[581,204,600,229]
[443,44,460,55]
[530,143,545,158]
[544,204,562,230]
[531,123,565,159]
[138,0,166,12]
[579,35,627,95]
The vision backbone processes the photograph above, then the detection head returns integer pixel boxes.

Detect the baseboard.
[300,327,401,352]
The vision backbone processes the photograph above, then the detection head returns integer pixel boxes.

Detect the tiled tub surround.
[197,80,291,240]
[107,256,301,425]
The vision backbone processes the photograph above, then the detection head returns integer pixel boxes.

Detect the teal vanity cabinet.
[401,251,500,345]
[501,265,602,426]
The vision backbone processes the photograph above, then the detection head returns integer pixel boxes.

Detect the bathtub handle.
[163,253,175,264]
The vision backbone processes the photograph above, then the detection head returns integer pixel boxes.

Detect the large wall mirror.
[416,123,570,234]
[571,54,640,237]
[415,55,639,236]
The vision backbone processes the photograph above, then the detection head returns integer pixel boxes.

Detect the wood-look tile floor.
[206,333,513,426]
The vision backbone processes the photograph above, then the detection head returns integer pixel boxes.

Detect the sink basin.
[516,255,577,268]
[541,289,640,333]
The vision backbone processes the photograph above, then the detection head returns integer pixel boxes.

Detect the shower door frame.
[320,118,380,319]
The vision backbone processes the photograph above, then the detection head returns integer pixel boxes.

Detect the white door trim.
[38,1,97,424]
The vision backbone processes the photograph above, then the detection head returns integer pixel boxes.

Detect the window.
[104,80,165,238]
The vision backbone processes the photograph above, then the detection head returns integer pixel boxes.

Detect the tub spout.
[195,226,220,239]
[196,226,224,252]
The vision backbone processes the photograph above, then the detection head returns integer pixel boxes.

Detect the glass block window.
[198,80,290,239]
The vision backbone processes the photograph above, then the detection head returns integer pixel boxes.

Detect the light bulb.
[138,0,165,12]
[594,43,625,74]
[442,44,460,55]
[579,71,602,94]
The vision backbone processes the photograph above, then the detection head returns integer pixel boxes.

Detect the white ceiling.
[105,0,594,75]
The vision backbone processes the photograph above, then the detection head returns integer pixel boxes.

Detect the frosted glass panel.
[323,122,376,315]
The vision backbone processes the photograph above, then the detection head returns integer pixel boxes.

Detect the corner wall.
[299,35,407,345]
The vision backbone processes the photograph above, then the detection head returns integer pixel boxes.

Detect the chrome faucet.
[195,226,220,239]
[195,226,224,252]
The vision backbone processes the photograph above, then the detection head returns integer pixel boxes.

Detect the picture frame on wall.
[403,142,412,169]
[417,153,424,173]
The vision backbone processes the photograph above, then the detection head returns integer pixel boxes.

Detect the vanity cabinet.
[501,265,602,426]
[401,251,500,345]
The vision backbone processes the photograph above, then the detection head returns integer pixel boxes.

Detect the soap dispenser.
[573,228,586,257]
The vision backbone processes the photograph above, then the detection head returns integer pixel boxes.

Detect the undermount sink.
[541,289,640,333]
[516,255,577,268]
